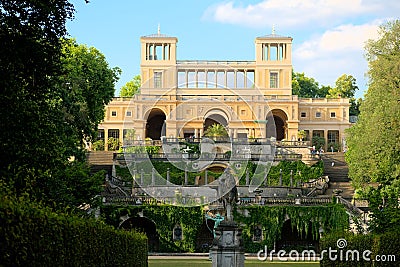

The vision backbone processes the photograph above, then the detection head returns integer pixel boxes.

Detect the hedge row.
[320,231,400,267]
[0,194,147,266]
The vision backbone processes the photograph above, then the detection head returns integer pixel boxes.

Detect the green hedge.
[0,193,147,266]
[320,231,400,267]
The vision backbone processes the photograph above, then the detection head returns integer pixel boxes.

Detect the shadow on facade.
[120,216,160,252]
[276,219,319,252]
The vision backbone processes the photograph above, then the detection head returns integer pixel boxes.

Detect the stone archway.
[146,108,166,140]
[119,216,160,252]
[276,219,318,252]
[195,220,215,252]
[266,109,288,141]
[203,109,229,133]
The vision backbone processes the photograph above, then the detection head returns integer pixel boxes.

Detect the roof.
[141,33,174,38]
[257,33,292,39]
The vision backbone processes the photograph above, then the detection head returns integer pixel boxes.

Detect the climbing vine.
[101,204,204,252]
[234,204,349,252]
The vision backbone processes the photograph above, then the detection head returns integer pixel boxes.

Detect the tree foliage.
[328,74,360,115]
[59,38,121,145]
[292,71,325,98]
[345,20,400,232]
[0,1,120,210]
[120,74,141,97]
[203,123,229,138]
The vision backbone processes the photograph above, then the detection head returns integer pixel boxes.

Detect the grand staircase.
[322,152,354,200]
[86,151,114,176]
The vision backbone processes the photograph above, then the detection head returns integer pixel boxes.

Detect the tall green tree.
[292,71,325,98]
[0,1,120,210]
[0,0,74,197]
[59,38,121,150]
[120,75,141,97]
[345,20,400,232]
[327,74,360,115]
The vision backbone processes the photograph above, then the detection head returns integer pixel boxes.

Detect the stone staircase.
[86,151,114,176]
[322,152,354,200]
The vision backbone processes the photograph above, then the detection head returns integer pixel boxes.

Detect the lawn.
[149,259,319,267]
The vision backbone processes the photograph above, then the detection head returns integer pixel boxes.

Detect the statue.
[218,169,238,221]
[205,211,225,238]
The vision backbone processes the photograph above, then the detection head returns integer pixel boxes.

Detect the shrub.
[108,136,120,151]
[0,188,147,267]
[92,139,105,151]
[320,231,400,267]
[312,136,326,150]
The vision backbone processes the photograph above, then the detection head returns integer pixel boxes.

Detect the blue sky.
[67,0,399,98]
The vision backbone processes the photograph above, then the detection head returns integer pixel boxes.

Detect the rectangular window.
[328,130,339,144]
[313,130,324,138]
[197,71,206,88]
[216,71,225,88]
[154,71,162,88]
[187,71,196,88]
[227,71,235,89]
[300,112,307,118]
[236,70,245,88]
[330,112,336,118]
[111,111,117,117]
[246,70,255,88]
[126,111,132,117]
[108,129,120,139]
[97,129,105,141]
[315,112,321,118]
[270,72,278,88]
[207,71,216,88]
[178,71,186,88]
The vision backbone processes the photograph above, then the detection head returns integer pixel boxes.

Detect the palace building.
[97,30,351,150]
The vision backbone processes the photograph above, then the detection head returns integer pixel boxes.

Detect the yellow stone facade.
[98,32,351,150]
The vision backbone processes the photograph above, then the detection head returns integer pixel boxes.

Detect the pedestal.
[210,221,244,267]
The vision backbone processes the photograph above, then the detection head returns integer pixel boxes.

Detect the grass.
[149,259,320,267]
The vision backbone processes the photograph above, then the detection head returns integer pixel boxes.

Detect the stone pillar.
[290,170,293,188]
[210,221,244,267]
[167,168,170,184]
[204,169,208,185]
[184,168,188,185]
[104,129,109,151]
[151,168,156,186]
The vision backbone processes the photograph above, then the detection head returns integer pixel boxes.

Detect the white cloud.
[295,22,381,59]
[203,0,381,29]
[293,21,382,97]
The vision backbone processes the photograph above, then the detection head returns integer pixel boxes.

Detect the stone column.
[210,221,244,267]
[166,168,170,184]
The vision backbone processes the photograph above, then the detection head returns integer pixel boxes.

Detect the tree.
[204,124,229,138]
[345,20,400,232]
[120,75,141,97]
[0,1,120,210]
[0,0,75,199]
[292,71,326,98]
[59,38,121,149]
[297,130,307,141]
[327,74,360,116]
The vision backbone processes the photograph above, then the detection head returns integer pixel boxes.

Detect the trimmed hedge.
[320,231,400,267]
[0,193,147,266]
